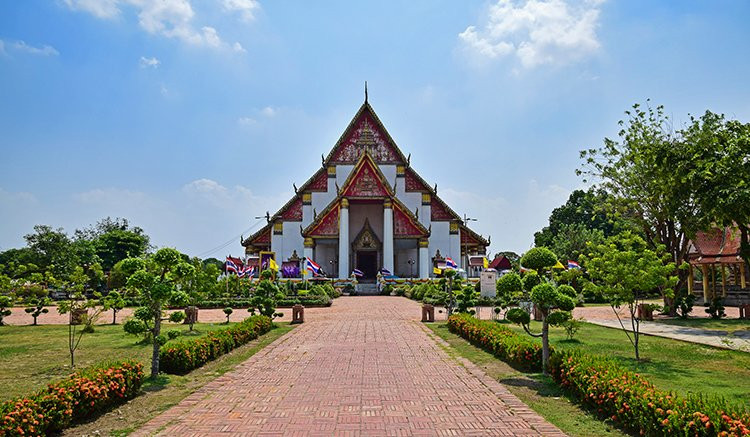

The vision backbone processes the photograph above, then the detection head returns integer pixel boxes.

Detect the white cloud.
[0,40,59,56]
[222,0,260,22]
[260,106,276,117]
[63,0,120,19]
[232,42,246,53]
[237,116,256,125]
[63,0,248,52]
[459,0,604,68]
[139,55,160,68]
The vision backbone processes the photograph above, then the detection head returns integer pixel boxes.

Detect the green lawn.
[655,317,750,333]
[427,323,628,437]
[501,320,750,405]
[0,320,241,401]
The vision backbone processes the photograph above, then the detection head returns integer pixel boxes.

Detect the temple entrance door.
[356,250,378,280]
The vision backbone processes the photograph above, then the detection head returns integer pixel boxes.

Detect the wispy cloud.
[459,0,605,68]
[222,0,260,22]
[63,0,248,52]
[0,39,59,56]
[139,55,160,68]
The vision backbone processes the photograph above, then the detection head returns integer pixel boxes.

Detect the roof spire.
[364,81,368,103]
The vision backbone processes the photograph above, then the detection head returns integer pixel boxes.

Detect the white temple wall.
[311,190,335,213]
[280,222,304,261]
[335,165,355,188]
[428,221,454,259]
[313,240,338,277]
[394,240,418,278]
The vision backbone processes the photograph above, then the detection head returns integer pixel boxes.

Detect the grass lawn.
[426,323,628,437]
[655,317,750,333]
[501,320,750,405]
[0,320,245,401]
[62,323,294,436]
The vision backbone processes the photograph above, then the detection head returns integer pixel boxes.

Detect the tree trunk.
[112,310,117,325]
[541,316,550,375]
[33,316,38,326]
[151,308,161,379]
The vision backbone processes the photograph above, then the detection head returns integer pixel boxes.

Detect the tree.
[578,102,702,298]
[549,223,604,264]
[101,290,126,324]
[0,295,12,325]
[24,225,76,279]
[57,267,98,367]
[122,248,190,378]
[495,272,522,316]
[223,307,233,324]
[581,232,678,361]
[248,270,282,319]
[534,188,630,248]
[24,298,50,325]
[507,248,575,374]
[677,112,750,266]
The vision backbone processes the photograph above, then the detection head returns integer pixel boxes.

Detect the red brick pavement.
[133,297,565,436]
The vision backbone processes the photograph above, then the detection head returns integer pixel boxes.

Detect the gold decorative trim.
[419,238,429,248]
[383,198,392,209]
[396,165,405,176]
[304,237,315,248]
[449,222,459,234]
[421,193,431,205]
[327,165,336,177]
[341,198,349,208]
[273,221,283,235]
[302,192,312,204]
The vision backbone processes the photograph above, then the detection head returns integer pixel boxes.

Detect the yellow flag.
[483,257,489,269]
[269,258,279,271]
[433,267,442,275]
[553,260,566,270]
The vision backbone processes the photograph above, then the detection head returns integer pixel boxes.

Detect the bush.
[448,314,750,436]
[0,360,144,435]
[159,315,273,374]
[520,247,558,272]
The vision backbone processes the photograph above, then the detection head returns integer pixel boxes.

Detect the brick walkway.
[134,297,564,436]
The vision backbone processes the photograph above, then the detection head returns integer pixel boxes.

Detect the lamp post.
[407,258,415,279]
[463,214,477,276]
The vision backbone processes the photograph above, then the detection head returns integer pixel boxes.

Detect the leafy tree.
[549,223,604,264]
[121,248,190,378]
[95,229,150,271]
[677,111,750,266]
[101,290,126,324]
[521,247,558,275]
[578,102,702,297]
[248,270,282,319]
[0,295,12,325]
[223,307,233,324]
[57,266,99,367]
[24,225,76,279]
[581,232,678,361]
[508,247,574,374]
[534,188,630,248]
[495,272,522,316]
[455,285,478,314]
[24,298,50,325]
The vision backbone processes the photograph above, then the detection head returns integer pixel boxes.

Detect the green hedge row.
[159,315,273,374]
[448,314,750,436]
[0,360,144,436]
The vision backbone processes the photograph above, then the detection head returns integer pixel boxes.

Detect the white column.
[383,199,394,274]
[303,237,314,264]
[338,199,350,279]
[418,238,429,279]
[421,193,432,227]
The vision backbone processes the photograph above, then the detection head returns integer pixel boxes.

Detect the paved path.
[585,318,750,352]
[134,297,564,436]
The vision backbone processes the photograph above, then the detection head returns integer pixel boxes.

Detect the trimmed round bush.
[521,247,558,271]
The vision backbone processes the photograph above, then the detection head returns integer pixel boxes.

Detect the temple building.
[241,95,489,279]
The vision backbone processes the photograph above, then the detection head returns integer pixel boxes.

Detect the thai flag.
[445,257,458,269]
[567,260,580,269]
[239,265,255,278]
[352,268,364,277]
[380,268,391,276]
[225,258,239,274]
[305,258,322,276]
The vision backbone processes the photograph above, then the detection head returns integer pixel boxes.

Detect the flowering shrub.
[448,314,750,436]
[549,352,750,436]
[0,360,144,436]
[160,315,273,374]
[447,314,543,372]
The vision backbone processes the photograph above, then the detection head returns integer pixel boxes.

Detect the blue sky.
[1,0,749,258]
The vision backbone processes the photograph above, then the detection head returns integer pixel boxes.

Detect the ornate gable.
[393,200,429,238]
[352,218,381,251]
[303,202,340,238]
[431,196,456,221]
[279,197,303,221]
[306,169,328,192]
[242,223,272,250]
[405,168,431,192]
[341,153,393,198]
[327,103,406,165]
[460,224,489,248]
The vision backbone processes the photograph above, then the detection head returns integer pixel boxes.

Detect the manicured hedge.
[447,314,750,436]
[0,360,144,436]
[447,312,543,371]
[160,315,273,374]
